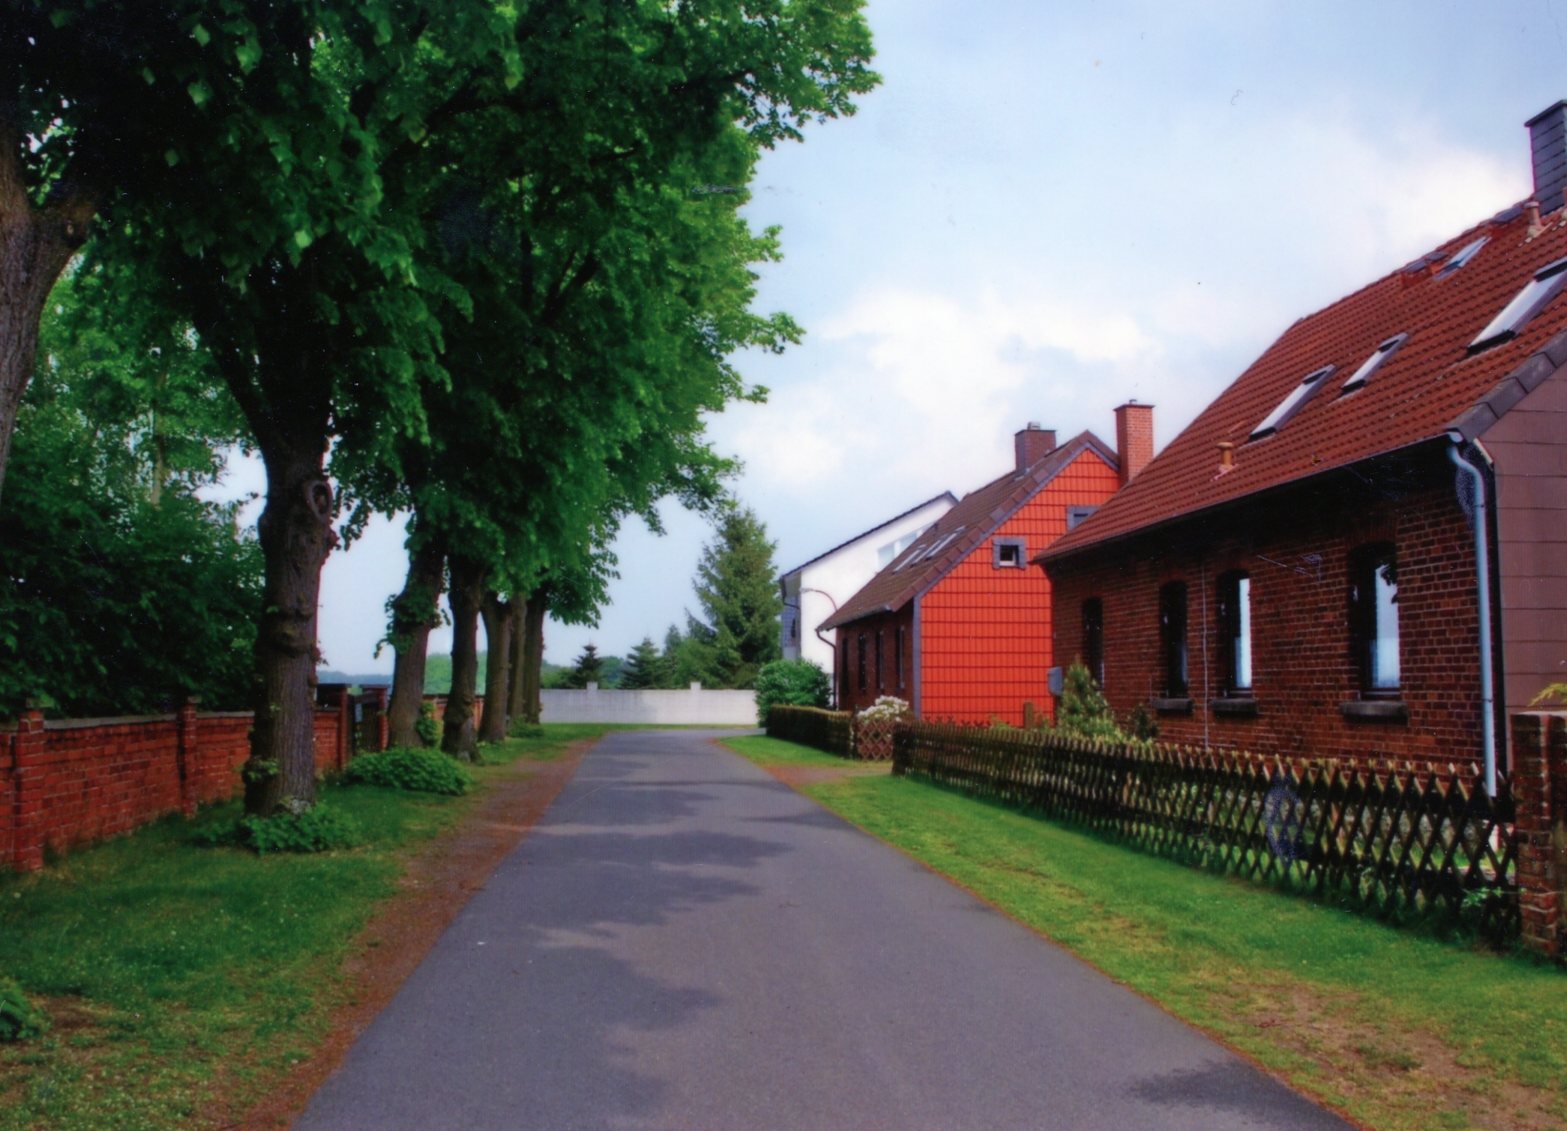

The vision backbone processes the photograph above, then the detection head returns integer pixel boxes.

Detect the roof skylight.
[1249,365,1336,440]
[918,528,965,561]
[1437,235,1488,278]
[1339,334,1408,394]
[1469,257,1567,352]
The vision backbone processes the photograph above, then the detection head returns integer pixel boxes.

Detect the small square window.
[1066,505,1098,531]
[994,537,1027,568]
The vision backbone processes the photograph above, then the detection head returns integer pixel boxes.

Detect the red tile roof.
[1043,202,1567,562]
[822,432,1115,630]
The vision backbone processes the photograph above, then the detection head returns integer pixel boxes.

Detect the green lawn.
[722,734,854,769]
[0,726,618,1131]
[735,746,1567,1131]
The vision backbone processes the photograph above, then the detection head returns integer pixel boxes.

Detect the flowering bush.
[856,696,911,724]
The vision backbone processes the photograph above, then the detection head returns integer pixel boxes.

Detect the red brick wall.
[1047,457,1489,770]
[1,704,349,871]
[834,606,914,715]
[920,450,1120,725]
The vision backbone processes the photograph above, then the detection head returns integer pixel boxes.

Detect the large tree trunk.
[386,536,446,748]
[442,554,487,761]
[0,130,95,509]
[521,593,547,725]
[478,590,511,743]
[506,597,527,721]
[245,441,338,815]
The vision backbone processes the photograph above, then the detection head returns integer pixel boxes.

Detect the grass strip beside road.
[0,726,618,1131]
[723,738,1567,1131]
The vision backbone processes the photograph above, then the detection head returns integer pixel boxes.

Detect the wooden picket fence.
[894,721,1520,940]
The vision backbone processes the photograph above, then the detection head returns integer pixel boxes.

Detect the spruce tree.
[684,507,783,689]
[563,644,608,689]
[620,637,663,690]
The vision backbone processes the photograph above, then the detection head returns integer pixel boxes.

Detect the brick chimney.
[1014,423,1056,470]
[1526,100,1567,216]
[1113,401,1154,486]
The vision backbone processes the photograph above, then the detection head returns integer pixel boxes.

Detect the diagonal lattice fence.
[894,721,1519,940]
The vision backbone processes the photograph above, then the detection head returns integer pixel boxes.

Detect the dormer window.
[1340,334,1408,394]
[1249,365,1336,440]
[1470,257,1567,353]
[1437,235,1488,278]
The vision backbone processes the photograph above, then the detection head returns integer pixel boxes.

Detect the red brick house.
[822,410,1150,724]
[1039,103,1567,789]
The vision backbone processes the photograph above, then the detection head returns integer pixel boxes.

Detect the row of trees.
[1,3,877,818]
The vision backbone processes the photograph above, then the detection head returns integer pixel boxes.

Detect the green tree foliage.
[9,2,876,813]
[562,644,609,689]
[0,283,260,718]
[753,659,831,724]
[683,507,784,689]
[1055,661,1124,742]
[619,637,663,691]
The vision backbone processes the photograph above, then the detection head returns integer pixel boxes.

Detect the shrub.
[754,659,832,724]
[345,748,471,796]
[415,701,440,747]
[238,802,364,855]
[856,696,912,724]
[0,977,49,1042]
[1055,662,1124,742]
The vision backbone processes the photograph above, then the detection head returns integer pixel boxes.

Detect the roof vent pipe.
[1525,100,1567,216]
[1216,441,1235,473]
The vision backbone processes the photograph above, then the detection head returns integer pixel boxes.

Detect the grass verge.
[722,734,854,769]
[0,725,618,1131]
[725,739,1567,1131]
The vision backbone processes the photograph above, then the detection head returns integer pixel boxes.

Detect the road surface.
[296,729,1349,1131]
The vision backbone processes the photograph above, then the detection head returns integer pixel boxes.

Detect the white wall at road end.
[541,685,758,726]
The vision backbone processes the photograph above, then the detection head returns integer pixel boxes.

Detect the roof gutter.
[1446,432,1498,797]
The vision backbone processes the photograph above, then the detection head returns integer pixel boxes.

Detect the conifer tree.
[563,643,608,689]
[619,637,662,691]
[683,507,783,689]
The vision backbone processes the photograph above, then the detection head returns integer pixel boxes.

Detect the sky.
[299,0,1567,676]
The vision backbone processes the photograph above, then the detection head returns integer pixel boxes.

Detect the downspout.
[799,587,839,708]
[1447,434,1498,797]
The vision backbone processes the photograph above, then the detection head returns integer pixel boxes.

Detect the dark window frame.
[1159,581,1189,698]
[895,625,906,691]
[874,631,884,693]
[1082,597,1104,688]
[1216,570,1253,696]
[1349,543,1401,698]
[856,633,868,694]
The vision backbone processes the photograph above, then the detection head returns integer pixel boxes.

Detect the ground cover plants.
[727,737,1567,1131]
[0,725,616,1131]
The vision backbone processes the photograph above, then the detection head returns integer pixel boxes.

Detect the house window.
[1250,366,1336,440]
[1470,256,1567,352]
[1067,505,1097,531]
[1339,334,1408,394]
[1159,582,1189,698]
[874,631,884,692]
[994,537,1027,568]
[1217,571,1252,695]
[1082,598,1104,688]
[1350,544,1400,695]
[856,634,868,693]
[895,625,906,691]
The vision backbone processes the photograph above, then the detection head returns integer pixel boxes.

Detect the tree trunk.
[244,442,338,815]
[0,131,95,509]
[442,554,487,761]
[386,536,447,748]
[506,597,527,721]
[521,593,547,725]
[478,591,512,743]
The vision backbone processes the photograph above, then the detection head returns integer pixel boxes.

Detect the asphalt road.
[295,729,1350,1131]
